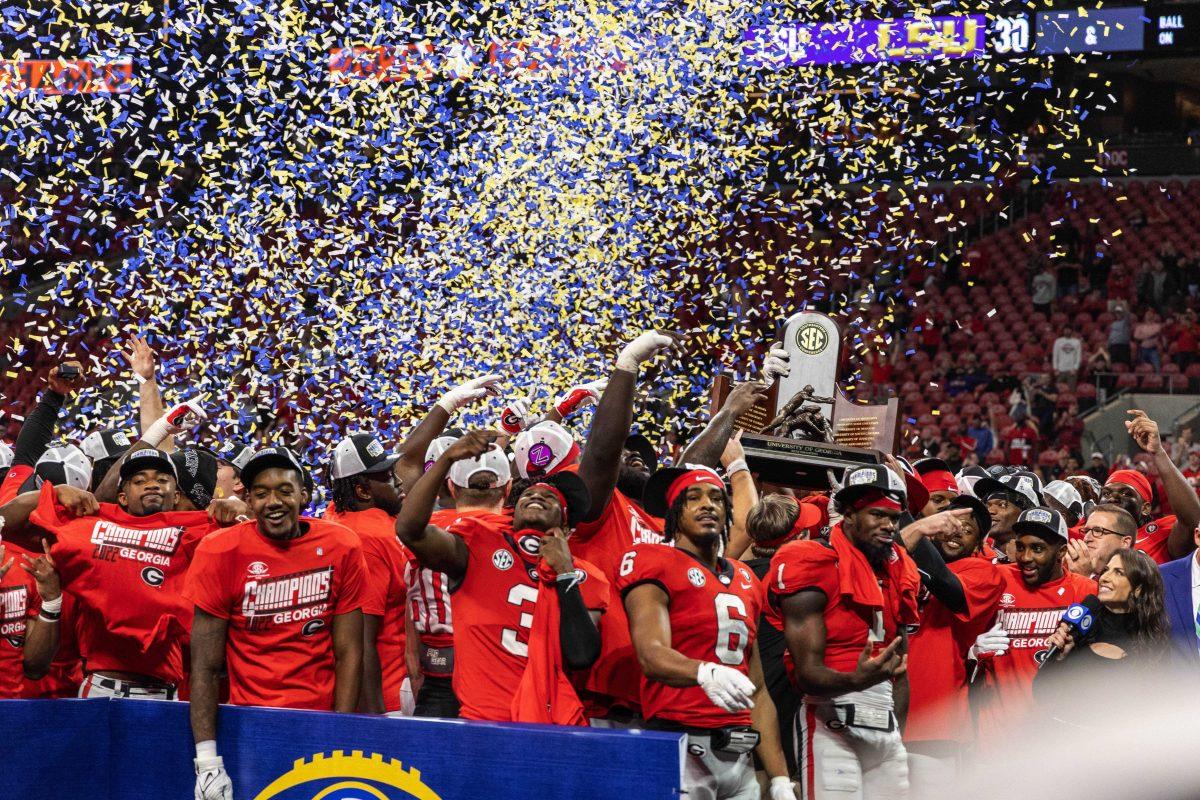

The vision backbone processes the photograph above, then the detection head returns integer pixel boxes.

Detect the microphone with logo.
[1040,595,1102,668]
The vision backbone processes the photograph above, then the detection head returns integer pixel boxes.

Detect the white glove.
[194,755,234,800]
[554,378,607,417]
[769,776,798,800]
[968,622,1010,660]
[696,661,755,712]
[498,393,533,434]
[616,331,674,372]
[435,374,502,414]
[144,399,207,446]
[761,342,791,387]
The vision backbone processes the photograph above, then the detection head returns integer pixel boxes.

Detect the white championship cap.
[513,421,580,479]
[449,444,512,489]
[35,443,92,490]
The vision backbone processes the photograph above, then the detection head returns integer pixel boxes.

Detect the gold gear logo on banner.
[254,751,443,800]
[794,323,829,356]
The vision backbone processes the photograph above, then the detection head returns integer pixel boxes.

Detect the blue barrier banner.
[0,699,684,800]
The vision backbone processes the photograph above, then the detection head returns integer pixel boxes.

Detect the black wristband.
[38,609,61,622]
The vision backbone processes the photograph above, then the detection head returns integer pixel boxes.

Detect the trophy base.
[740,434,881,489]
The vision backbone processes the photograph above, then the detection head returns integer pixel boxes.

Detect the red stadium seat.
[1117,373,1139,390]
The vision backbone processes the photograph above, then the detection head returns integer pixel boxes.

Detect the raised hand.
[121,336,157,381]
[554,378,607,417]
[436,374,503,414]
[1125,410,1161,455]
[539,528,575,575]
[47,361,85,395]
[725,380,768,417]
[54,485,99,518]
[615,331,678,372]
[498,392,534,435]
[852,637,906,689]
[442,429,501,462]
[761,341,790,387]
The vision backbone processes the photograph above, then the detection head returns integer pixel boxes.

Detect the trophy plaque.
[708,311,899,489]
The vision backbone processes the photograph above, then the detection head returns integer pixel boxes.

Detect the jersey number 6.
[714,593,750,666]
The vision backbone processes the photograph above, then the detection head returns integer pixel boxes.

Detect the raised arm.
[577,332,674,523]
[0,486,97,550]
[93,399,207,503]
[121,336,174,453]
[395,430,499,578]
[11,362,83,468]
[1127,410,1200,559]
[16,541,60,680]
[720,432,758,560]
[677,380,768,468]
[394,374,501,496]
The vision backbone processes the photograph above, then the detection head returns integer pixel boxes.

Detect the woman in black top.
[1035,549,1168,720]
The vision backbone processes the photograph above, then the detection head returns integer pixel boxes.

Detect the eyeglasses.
[1081,526,1124,541]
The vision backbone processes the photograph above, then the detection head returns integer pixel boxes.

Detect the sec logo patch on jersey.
[687,567,706,587]
[492,550,514,571]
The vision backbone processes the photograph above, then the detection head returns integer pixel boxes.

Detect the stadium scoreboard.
[744,4,1200,67]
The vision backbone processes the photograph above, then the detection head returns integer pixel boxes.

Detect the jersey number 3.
[501,584,539,658]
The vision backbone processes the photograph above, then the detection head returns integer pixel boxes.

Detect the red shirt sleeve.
[613,545,668,598]
[767,539,840,608]
[333,542,368,615]
[183,540,234,619]
[950,558,1004,626]
[27,480,70,533]
[0,465,34,505]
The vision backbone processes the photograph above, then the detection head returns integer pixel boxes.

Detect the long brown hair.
[1105,549,1168,648]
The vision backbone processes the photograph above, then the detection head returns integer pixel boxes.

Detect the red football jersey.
[0,557,39,698]
[29,481,219,683]
[571,491,665,711]
[974,565,1097,739]
[183,517,368,710]
[0,465,34,505]
[1135,515,1177,564]
[766,525,920,674]
[444,515,608,722]
[322,506,410,712]
[905,557,1003,744]
[614,543,763,729]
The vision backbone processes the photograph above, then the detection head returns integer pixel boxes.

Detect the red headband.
[665,469,726,508]
[848,490,903,512]
[530,482,569,525]
[1106,469,1152,504]
[919,469,957,496]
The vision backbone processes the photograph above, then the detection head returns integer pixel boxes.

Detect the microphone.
[1041,594,1102,667]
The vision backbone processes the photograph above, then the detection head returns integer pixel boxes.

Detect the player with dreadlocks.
[616,465,796,800]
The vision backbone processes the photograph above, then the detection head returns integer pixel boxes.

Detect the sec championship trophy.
[709,311,900,488]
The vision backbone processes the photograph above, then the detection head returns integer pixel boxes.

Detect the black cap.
[224,444,254,474]
[946,494,991,539]
[533,471,592,528]
[1012,506,1070,544]
[833,464,908,511]
[170,447,219,509]
[623,433,658,474]
[240,446,308,491]
[975,470,1043,510]
[119,448,178,483]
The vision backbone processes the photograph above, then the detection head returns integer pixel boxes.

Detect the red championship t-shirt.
[29,481,219,684]
[0,557,39,698]
[183,517,368,710]
[614,543,763,729]
[905,556,1003,744]
[445,515,608,722]
[1134,515,1177,564]
[974,565,1097,739]
[766,525,920,676]
[571,490,665,712]
[322,506,409,712]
